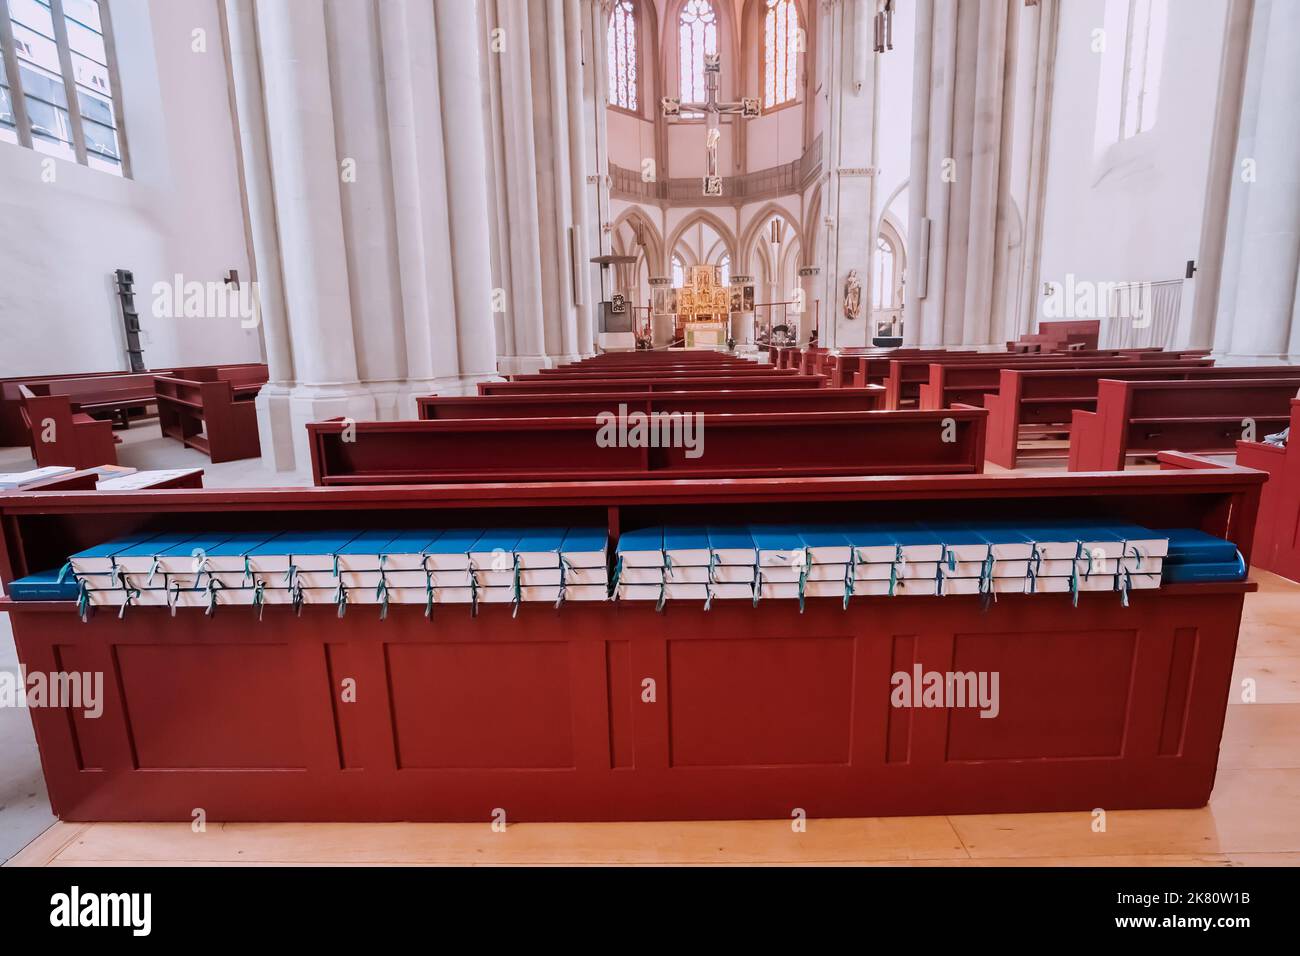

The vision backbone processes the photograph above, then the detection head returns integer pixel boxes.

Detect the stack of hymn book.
[54,527,608,615]
[613,520,1184,607]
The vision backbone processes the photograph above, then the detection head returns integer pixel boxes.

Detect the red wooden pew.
[918,357,1215,411]
[985,365,1300,468]
[418,386,885,420]
[154,368,267,463]
[1236,398,1300,582]
[480,374,827,395]
[886,350,1206,410]
[18,386,118,469]
[1069,377,1300,471]
[309,408,987,485]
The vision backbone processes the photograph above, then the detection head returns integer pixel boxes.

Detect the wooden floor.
[8,571,1299,868]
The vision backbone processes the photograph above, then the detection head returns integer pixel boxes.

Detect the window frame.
[1117,0,1165,141]
[676,0,719,121]
[0,0,130,176]
[607,0,641,117]
[761,0,801,113]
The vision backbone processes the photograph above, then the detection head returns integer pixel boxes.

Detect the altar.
[676,264,729,349]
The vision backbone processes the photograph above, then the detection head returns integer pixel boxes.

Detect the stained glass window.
[678,0,717,116]
[607,0,638,112]
[763,0,799,109]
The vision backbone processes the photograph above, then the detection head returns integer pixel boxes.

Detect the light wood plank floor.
[8,571,1299,868]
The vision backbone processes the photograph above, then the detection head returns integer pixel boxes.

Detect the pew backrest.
[418,386,885,419]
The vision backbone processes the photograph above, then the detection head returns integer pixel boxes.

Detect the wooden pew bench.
[1069,377,1300,471]
[1236,398,1300,582]
[480,374,828,395]
[309,408,987,484]
[154,369,267,463]
[0,462,1262,822]
[17,386,118,469]
[418,386,885,420]
[985,365,1300,468]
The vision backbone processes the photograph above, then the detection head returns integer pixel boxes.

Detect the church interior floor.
[2,425,1298,866]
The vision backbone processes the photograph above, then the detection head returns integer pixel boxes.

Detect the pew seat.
[154,369,267,463]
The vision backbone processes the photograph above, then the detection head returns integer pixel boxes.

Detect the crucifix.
[661,53,760,197]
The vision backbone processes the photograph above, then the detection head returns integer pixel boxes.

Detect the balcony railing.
[611,134,823,205]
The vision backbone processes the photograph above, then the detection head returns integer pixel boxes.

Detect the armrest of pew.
[982,386,1018,470]
[1067,408,1104,472]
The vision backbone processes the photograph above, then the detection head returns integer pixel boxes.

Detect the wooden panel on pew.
[1236,398,1300,582]
[418,386,885,419]
[308,409,986,485]
[1069,378,1300,471]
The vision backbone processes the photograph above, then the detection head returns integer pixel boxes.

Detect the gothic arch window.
[1119,0,1168,138]
[672,254,686,288]
[763,0,799,109]
[607,0,639,112]
[678,0,718,112]
[718,253,730,287]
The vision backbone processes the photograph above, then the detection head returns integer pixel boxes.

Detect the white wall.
[0,0,261,378]
[1037,0,1225,306]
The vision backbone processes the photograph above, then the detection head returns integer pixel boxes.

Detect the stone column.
[907,0,1020,347]
[434,0,501,383]
[1220,0,1300,361]
[253,0,376,471]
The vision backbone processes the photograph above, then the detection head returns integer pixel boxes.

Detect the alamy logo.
[50,886,151,936]
[0,668,102,719]
[890,665,1000,718]
[1043,273,1151,326]
[595,403,704,459]
[152,274,261,328]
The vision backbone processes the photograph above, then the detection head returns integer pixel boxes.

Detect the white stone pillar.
[434,0,500,382]
[254,0,376,470]
[1223,0,1300,361]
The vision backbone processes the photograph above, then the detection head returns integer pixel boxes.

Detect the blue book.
[749,525,808,566]
[421,529,486,570]
[247,530,364,572]
[8,568,83,601]
[707,526,756,565]
[560,528,609,567]
[616,527,665,567]
[377,530,448,569]
[796,527,853,564]
[68,531,165,574]
[335,530,405,570]
[202,532,284,572]
[108,532,207,574]
[1163,529,1240,566]
[1161,552,1246,583]
[515,527,569,568]
[469,529,524,569]
[664,526,712,565]
[154,533,242,574]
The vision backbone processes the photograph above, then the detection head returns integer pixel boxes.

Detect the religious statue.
[843,269,863,321]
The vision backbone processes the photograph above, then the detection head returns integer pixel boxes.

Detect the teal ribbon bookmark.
[424,571,435,620]
[76,578,90,622]
[205,578,224,617]
[118,587,140,620]
[253,579,266,621]
[376,578,389,621]
[655,581,666,613]
[334,582,348,619]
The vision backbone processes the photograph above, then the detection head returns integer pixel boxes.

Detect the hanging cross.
[662,54,760,197]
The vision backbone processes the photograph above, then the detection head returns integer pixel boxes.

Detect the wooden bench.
[0,461,1262,822]
[985,365,1300,468]
[418,386,885,420]
[480,374,828,395]
[154,368,267,463]
[1236,398,1300,582]
[918,358,1216,412]
[1069,377,1300,471]
[309,408,988,485]
[519,365,785,380]
[885,350,1206,410]
[1007,319,1102,353]
[17,386,119,469]
[0,364,268,447]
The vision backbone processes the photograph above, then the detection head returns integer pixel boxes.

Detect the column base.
[496,355,553,375]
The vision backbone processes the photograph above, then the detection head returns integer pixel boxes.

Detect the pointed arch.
[665,209,737,270]
[738,200,802,275]
[612,206,666,275]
